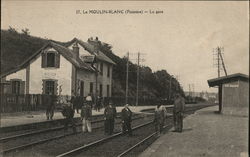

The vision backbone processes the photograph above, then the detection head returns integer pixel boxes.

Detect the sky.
[1,1,249,93]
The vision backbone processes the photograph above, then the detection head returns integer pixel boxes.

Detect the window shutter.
[42,80,46,94]
[41,52,47,68]
[54,80,58,95]
[20,81,25,94]
[55,53,60,68]
[5,82,12,94]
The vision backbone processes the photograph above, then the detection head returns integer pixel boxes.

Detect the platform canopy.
[207,73,249,87]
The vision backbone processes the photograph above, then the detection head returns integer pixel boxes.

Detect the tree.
[21,28,30,36]
[8,26,18,34]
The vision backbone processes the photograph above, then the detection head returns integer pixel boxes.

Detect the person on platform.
[70,94,78,114]
[46,92,55,120]
[121,104,133,136]
[104,101,117,135]
[81,102,92,133]
[95,96,102,112]
[173,93,185,132]
[154,104,165,135]
[61,99,77,134]
[86,93,93,108]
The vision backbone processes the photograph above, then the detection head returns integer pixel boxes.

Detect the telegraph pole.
[217,47,220,77]
[189,84,191,97]
[218,48,227,76]
[136,52,140,106]
[214,46,227,77]
[168,76,173,101]
[192,84,195,97]
[125,52,129,104]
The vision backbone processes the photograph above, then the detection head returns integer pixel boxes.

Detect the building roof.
[0,42,95,78]
[81,55,96,63]
[207,73,249,87]
[65,38,116,65]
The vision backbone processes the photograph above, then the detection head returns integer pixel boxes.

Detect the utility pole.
[169,75,173,101]
[217,47,220,77]
[214,46,227,77]
[189,84,191,97]
[213,46,228,113]
[218,48,227,76]
[136,52,140,106]
[125,52,129,104]
[192,84,195,97]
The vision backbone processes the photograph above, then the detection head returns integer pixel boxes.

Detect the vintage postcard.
[1,1,249,157]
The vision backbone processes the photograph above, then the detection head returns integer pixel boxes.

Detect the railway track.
[1,104,212,157]
[0,114,151,155]
[117,106,207,157]
[54,105,208,157]
[0,113,147,143]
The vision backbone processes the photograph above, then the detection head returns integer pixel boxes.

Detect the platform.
[0,106,158,128]
[139,106,248,157]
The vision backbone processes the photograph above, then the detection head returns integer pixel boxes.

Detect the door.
[80,81,84,97]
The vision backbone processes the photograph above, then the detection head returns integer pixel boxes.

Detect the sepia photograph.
[0,1,249,157]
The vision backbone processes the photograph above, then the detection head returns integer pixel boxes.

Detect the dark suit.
[104,105,117,135]
[62,104,76,133]
[121,107,132,136]
[173,96,185,132]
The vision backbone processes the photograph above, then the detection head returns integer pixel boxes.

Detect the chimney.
[87,37,101,54]
[72,42,79,59]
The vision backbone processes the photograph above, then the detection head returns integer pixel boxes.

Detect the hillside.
[1,28,184,104]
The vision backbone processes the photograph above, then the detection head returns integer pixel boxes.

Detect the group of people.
[48,92,185,136]
[60,95,134,136]
[154,93,185,135]
[70,94,103,113]
[61,94,93,134]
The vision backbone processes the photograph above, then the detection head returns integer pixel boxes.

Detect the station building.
[0,37,115,99]
[207,73,249,115]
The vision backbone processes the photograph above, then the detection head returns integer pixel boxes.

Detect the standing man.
[154,104,165,135]
[70,94,77,113]
[95,96,101,112]
[61,99,77,134]
[173,93,185,132]
[46,92,55,120]
[81,102,92,133]
[86,93,93,109]
[104,101,117,135]
[121,104,133,136]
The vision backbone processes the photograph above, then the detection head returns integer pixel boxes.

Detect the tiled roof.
[0,42,95,77]
[65,38,116,65]
[50,42,95,71]
[81,55,96,63]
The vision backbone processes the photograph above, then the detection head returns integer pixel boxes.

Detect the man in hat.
[61,99,77,134]
[104,101,117,135]
[86,93,93,108]
[81,101,92,133]
[173,93,185,132]
[154,104,165,135]
[121,104,133,136]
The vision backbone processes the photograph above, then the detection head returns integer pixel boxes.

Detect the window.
[100,63,103,75]
[12,81,20,94]
[45,81,55,95]
[107,85,110,97]
[41,51,60,68]
[80,81,84,97]
[107,65,110,77]
[43,80,58,95]
[90,82,93,94]
[47,53,55,67]
[99,84,103,97]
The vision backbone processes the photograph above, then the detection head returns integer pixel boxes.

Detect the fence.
[1,94,56,113]
[0,94,172,113]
